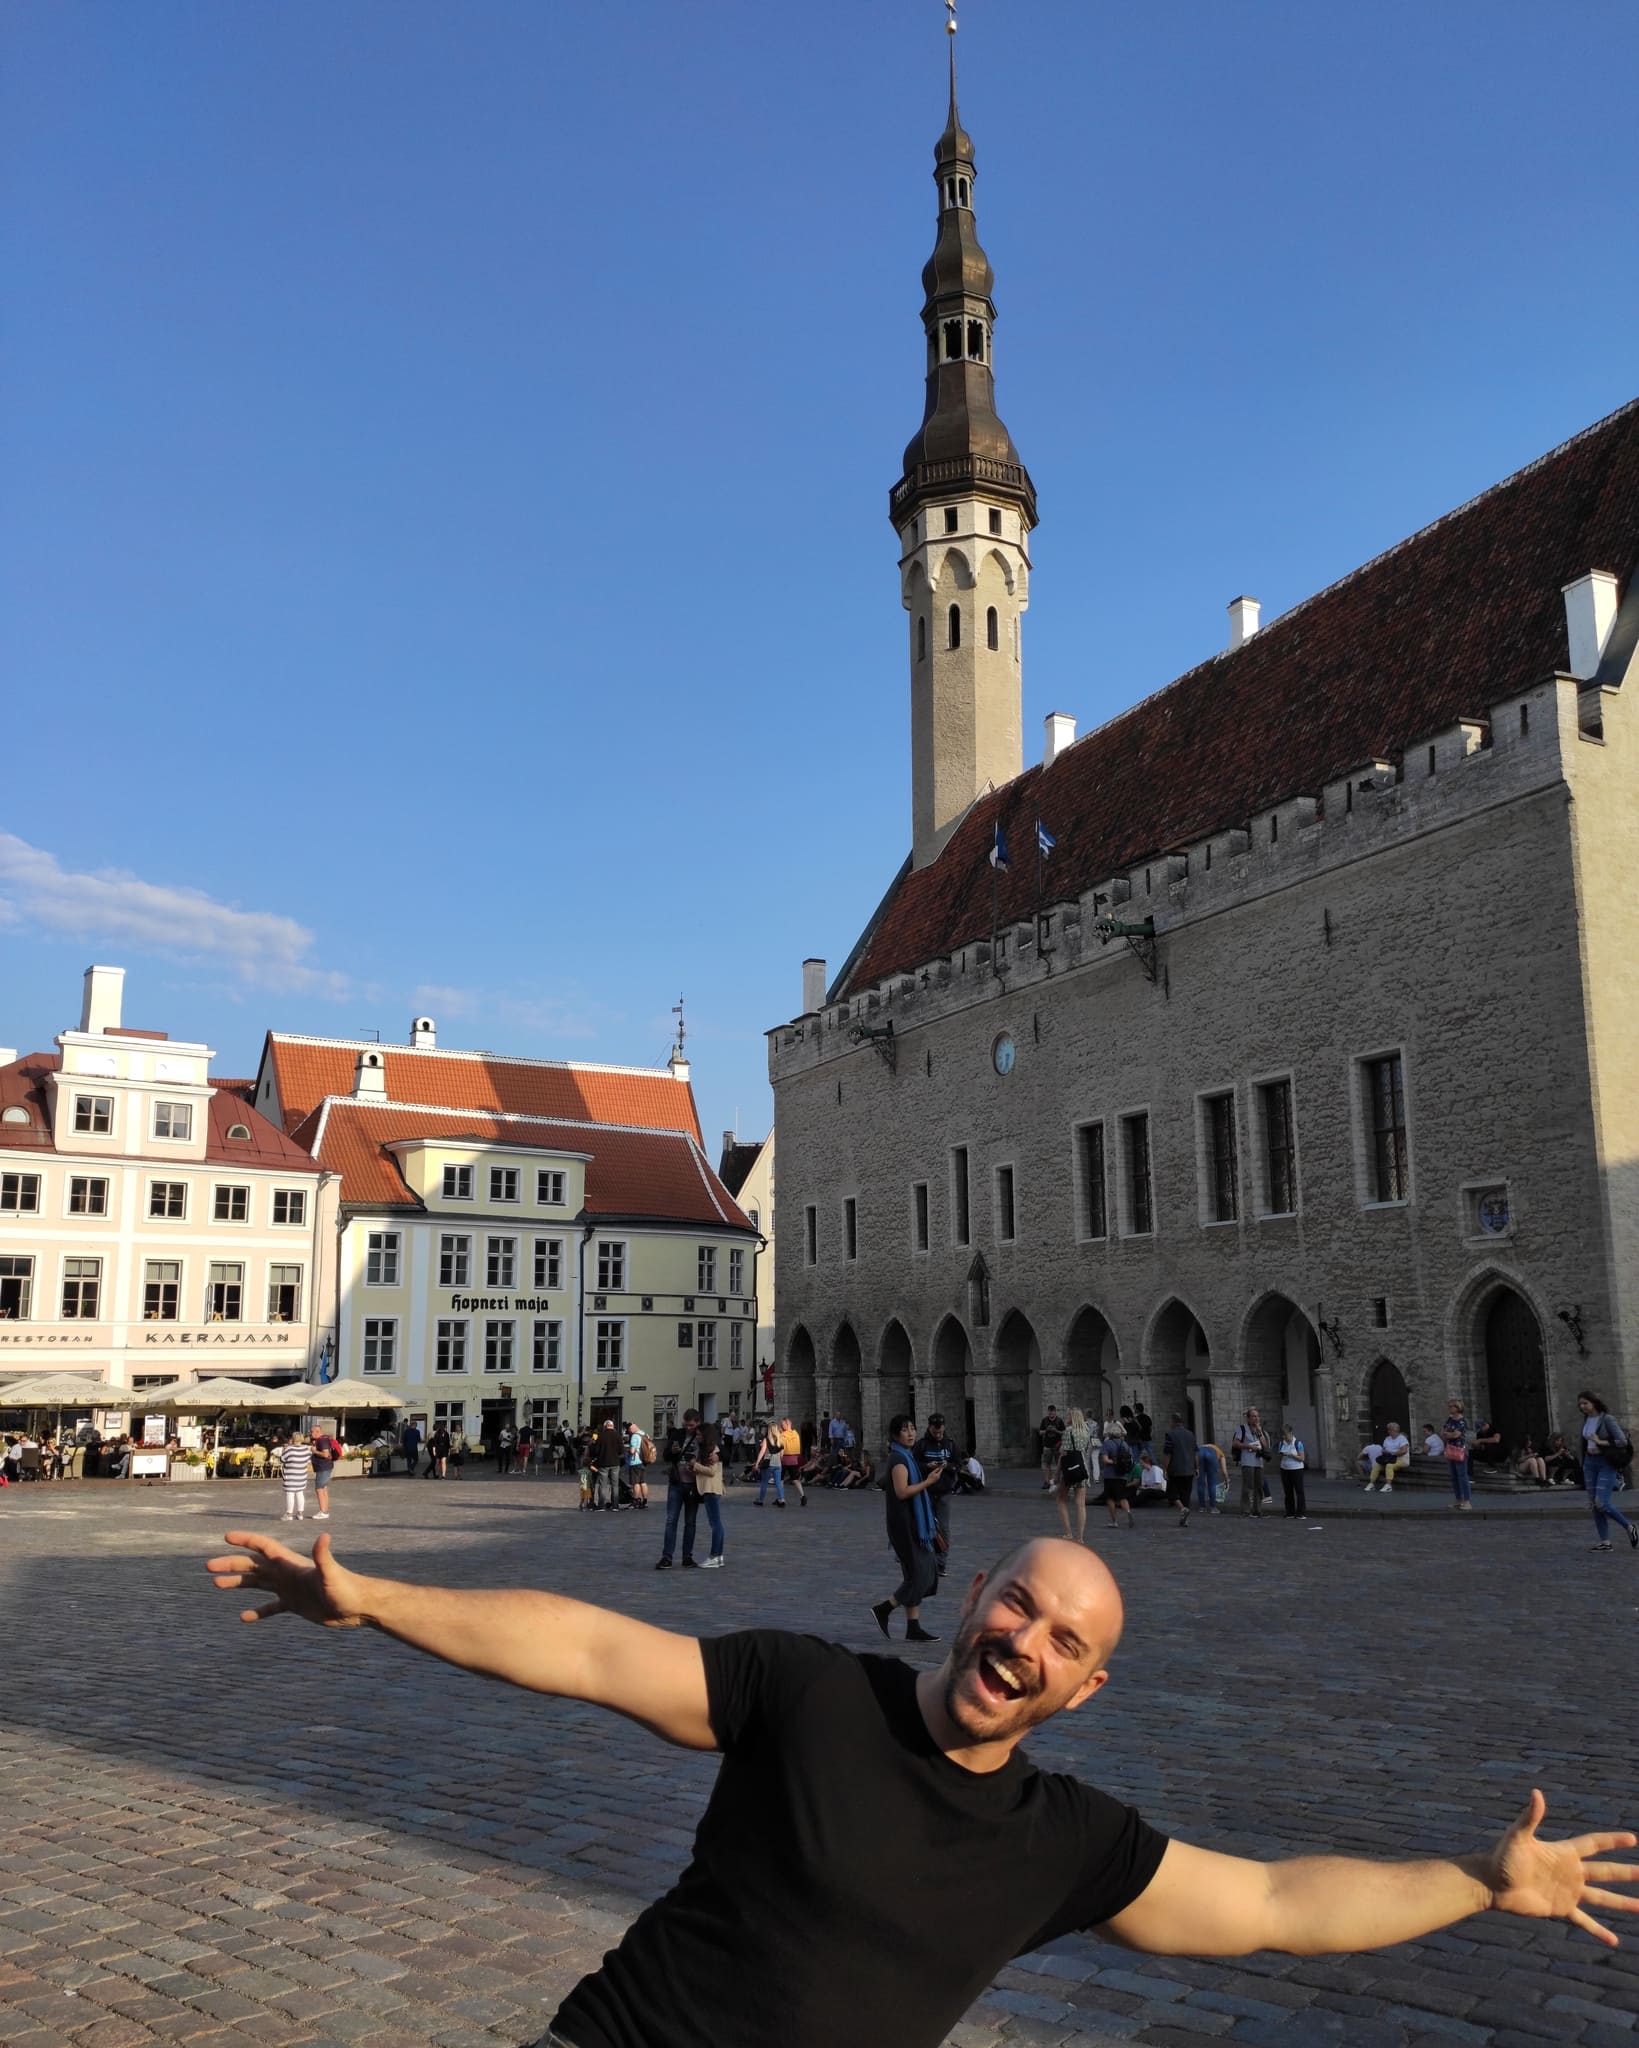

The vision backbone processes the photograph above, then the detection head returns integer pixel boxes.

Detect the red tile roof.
[0,1057,319,1171]
[840,397,1639,995]
[263,1038,703,1146]
[307,1101,753,1229]
[0,1055,58,1152]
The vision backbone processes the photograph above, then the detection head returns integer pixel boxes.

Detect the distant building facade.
[718,1130,774,1392]
[768,64,1639,1465]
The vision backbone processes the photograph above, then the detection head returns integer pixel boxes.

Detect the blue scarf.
[889,1443,936,1543]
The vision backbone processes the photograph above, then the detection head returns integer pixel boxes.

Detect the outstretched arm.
[1108,1794,1638,1956]
[206,1530,716,1750]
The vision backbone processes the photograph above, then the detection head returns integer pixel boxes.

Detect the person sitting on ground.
[1136,1452,1168,1504]
[841,1450,874,1490]
[1422,1422,1446,1459]
[1512,1438,1550,1486]
[1543,1433,1580,1487]
[1367,1425,1411,1493]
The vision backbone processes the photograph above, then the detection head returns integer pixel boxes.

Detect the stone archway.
[1367,1358,1411,1437]
[930,1315,972,1453]
[875,1319,915,1445]
[784,1323,817,1449]
[827,1322,863,1447]
[1146,1298,1210,1441]
[1240,1293,1325,1469]
[990,1309,1040,1462]
[1064,1305,1118,1427]
[1482,1288,1550,1450]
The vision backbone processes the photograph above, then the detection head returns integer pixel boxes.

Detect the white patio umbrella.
[303,1377,406,1413]
[0,1371,128,1458]
[149,1376,310,1413]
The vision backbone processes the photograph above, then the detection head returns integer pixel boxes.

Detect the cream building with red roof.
[0,967,334,1423]
[253,1018,760,1446]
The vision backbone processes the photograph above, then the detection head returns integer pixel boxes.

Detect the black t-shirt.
[551,1630,1167,2048]
[1038,1413,1065,1451]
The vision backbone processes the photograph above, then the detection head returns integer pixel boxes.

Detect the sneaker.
[1381,1486,1394,1495]
[1592,1541,1613,1552]
[775,1500,786,1509]
[280,1513,294,1521]
[699,1556,725,1570]
[682,1557,700,1568]
[1458,1501,1473,1512]
[870,1600,893,1637]
[905,1623,939,1642]
[654,1558,673,1570]
[312,1512,330,1520]
[1628,1525,1639,1551]
[1364,1482,1377,1492]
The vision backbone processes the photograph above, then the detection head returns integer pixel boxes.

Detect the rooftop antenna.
[670,994,686,1060]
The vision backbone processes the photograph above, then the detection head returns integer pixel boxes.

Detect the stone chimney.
[801,959,827,1014]
[1043,712,1076,768]
[410,1015,437,1050]
[80,965,125,1034]
[353,1048,388,1100]
[668,1045,691,1084]
[1562,571,1620,680]
[1228,597,1261,650]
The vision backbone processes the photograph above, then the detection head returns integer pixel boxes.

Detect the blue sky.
[3,0,1635,1149]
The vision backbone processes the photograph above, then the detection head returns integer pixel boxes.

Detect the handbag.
[1597,1424,1634,1470]
[1443,1443,1468,1463]
[1059,1447,1088,1488]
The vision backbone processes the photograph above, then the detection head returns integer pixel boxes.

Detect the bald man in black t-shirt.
[207,1533,1638,2048]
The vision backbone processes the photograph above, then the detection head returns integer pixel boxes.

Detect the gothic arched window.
[948,604,961,651]
[986,606,999,651]
[943,319,962,362]
[967,320,985,361]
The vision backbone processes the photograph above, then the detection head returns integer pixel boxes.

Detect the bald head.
[976,1535,1125,1665]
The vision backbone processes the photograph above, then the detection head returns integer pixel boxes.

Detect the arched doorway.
[1483,1288,1550,1449]
[784,1323,817,1447]
[992,1310,1039,1463]
[1065,1305,1118,1426]
[1240,1294,1324,1469]
[1367,1358,1411,1437]
[875,1319,914,1445]
[828,1322,863,1445]
[1147,1298,1209,1442]
[931,1316,971,1455]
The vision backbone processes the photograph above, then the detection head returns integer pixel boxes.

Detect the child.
[275,1435,313,1522]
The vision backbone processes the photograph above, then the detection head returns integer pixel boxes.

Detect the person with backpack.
[1054,1407,1095,1543]
[1576,1391,1637,1555]
[1098,1417,1136,1531]
[1037,1405,1065,1492]
[626,1417,652,1509]
[1232,1409,1271,1519]
[1275,1424,1307,1520]
[306,1425,343,1520]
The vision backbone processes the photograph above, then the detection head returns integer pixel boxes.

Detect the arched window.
[948,604,961,651]
[957,177,970,207]
[917,615,927,662]
[986,606,999,651]
[943,319,962,362]
[226,1123,251,1141]
[967,320,985,360]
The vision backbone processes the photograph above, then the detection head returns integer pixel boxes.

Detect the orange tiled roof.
[308,1100,753,1229]
[0,1057,319,1172]
[840,397,1639,995]
[264,1037,703,1146]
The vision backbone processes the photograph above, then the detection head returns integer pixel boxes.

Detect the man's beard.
[942,1613,1061,1738]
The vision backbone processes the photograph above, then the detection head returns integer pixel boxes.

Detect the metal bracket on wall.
[1092,914,1159,983]
[848,1020,897,1074]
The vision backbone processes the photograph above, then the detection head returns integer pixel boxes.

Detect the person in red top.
[307,1425,343,1522]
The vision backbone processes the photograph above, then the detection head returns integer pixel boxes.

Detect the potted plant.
[169,1449,209,1483]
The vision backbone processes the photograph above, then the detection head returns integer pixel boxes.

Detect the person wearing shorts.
[1099,1421,1135,1530]
[307,1427,340,1521]
[626,1419,650,1509]
[1161,1413,1196,1529]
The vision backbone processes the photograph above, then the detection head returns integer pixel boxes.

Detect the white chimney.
[1228,597,1261,651]
[353,1048,388,1100]
[80,965,125,1034]
[1562,571,1620,681]
[668,1045,691,1084]
[411,1015,437,1049]
[801,958,827,1014]
[1043,712,1076,767]
[0,1050,16,1069]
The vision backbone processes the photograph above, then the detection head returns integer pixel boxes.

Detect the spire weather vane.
[946,0,958,33]
[671,995,686,1059]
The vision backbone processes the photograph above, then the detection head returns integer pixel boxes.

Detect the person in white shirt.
[1423,1425,1445,1459]
[1357,1441,1384,1482]
[1276,1426,1308,1519]
[1367,1426,1412,1493]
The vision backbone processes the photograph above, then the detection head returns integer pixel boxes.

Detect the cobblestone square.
[3,1473,1636,2048]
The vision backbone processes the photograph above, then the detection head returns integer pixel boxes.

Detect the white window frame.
[272,1188,308,1227]
[73,1094,114,1135]
[597,1240,627,1292]
[441,1163,474,1202]
[489,1165,520,1205]
[697,1319,718,1370]
[1250,1071,1301,1220]
[1,1172,42,1215]
[67,1174,110,1219]
[206,1261,244,1322]
[439,1233,471,1288]
[728,1248,745,1294]
[365,1231,401,1286]
[148,1179,187,1221]
[153,1100,193,1141]
[533,1237,563,1290]
[0,1254,36,1319]
[595,1317,627,1374]
[536,1168,566,1206]
[484,1318,515,1373]
[486,1235,517,1289]
[532,1318,563,1373]
[433,1398,465,1430]
[729,1321,744,1372]
[435,1318,469,1373]
[142,1258,182,1322]
[60,1255,101,1321]
[267,1264,304,1324]
[362,1316,398,1374]
[697,1245,717,1292]
[212,1183,250,1225]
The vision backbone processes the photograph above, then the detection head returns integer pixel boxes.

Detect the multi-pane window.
[728,1248,745,1294]
[532,1319,563,1372]
[730,1322,744,1372]
[804,1207,817,1265]
[267,1265,303,1322]
[433,1399,465,1430]
[913,1182,930,1252]
[1204,1093,1239,1223]
[435,1319,468,1372]
[272,1189,307,1226]
[489,1166,520,1204]
[595,1319,625,1373]
[1363,1053,1409,1202]
[1076,1123,1107,1240]
[73,1095,113,1134]
[148,1181,187,1220]
[843,1199,858,1261]
[524,1397,560,1435]
[484,1319,515,1372]
[153,1101,192,1141]
[1259,1079,1297,1215]
[439,1234,471,1287]
[366,1231,400,1285]
[143,1260,180,1321]
[60,1257,101,1320]
[1,1172,41,1214]
[533,1237,563,1290]
[597,1241,626,1291]
[697,1321,718,1370]
[951,1148,971,1246]
[1123,1114,1153,1236]
[207,1262,244,1321]
[213,1184,249,1222]
[362,1318,397,1373]
[442,1164,473,1201]
[537,1169,566,1206]
[69,1176,109,1216]
[0,1255,34,1320]
[486,1236,517,1288]
[698,1246,717,1291]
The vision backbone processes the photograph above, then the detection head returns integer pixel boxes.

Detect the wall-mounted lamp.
[1316,1305,1345,1360]
[1556,1305,1587,1357]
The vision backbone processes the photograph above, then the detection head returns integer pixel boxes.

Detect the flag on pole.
[990,824,1009,871]
[1037,820,1056,858]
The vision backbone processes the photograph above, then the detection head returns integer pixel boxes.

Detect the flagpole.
[1034,819,1042,941]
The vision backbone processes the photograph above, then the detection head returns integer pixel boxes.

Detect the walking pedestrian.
[495,1421,515,1476]
[399,1418,422,1477]
[1232,1410,1270,1518]
[656,1409,703,1569]
[1098,1419,1137,1531]
[1577,1391,1637,1554]
[427,1421,451,1480]
[870,1415,942,1642]
[208,1531,1639,2048]
[754,1418,786,1506]
[693,1423,727,1568]
[275,1435,312,1522]
[917,1412,960,1566]
[594,1420,624,1511]
[1276,1424,1307,1520]
[1053,1407,1094,1543]
[1441,1400,1474,1511]
[780,1416,807,1507]
[1038,1405,1065,1492]
[1161,1412,1197,1529]
[307,1425,342,1521]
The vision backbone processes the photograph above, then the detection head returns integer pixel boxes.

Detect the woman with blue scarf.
[870,1415,944,1643]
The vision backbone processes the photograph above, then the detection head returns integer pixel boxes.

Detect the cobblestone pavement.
[3,1471,1638,2048]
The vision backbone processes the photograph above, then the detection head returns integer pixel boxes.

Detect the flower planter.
[169,1461,208,1482]
[330,1458,365,1481]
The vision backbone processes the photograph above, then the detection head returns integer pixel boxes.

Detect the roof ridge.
[269,1033,688,1084]
[314,1096,695,1142]
[684,1135,732,1225]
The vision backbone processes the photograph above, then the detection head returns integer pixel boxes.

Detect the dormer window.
[1,1107,29,1126]
[226,1123,251,1141]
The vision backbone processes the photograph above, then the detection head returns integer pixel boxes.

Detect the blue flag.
[1037,820,1056,858]
[990,824,1009,871]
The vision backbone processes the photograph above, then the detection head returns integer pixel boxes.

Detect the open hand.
[1486,1790,1639,1946]
[206,1528,371,1628]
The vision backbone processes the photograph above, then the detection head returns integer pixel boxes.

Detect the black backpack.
[1597,1418,1635,1470]
[1111,1442,1134,1478]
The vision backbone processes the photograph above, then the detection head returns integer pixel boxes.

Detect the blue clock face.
[993,1034,1016,1075]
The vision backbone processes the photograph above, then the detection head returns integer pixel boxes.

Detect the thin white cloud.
[406,976,608,1044]
[0,831,349,998]
[411,983,479,1020]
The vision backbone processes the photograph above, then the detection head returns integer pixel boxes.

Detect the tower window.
[967,320,985,360]
[917,615,927,662]
[943,319,962,362]
[943,506,959,534]
[986,606,999,651]
[945,177,958,207]
[948,605,961,651]
[988,508,1002,534]
[958,177,970,206]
